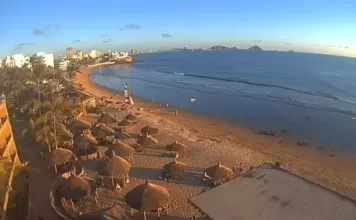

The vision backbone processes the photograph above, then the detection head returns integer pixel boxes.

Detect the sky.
[0,0,356,58]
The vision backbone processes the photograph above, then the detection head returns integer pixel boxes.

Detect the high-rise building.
[38,53,54,67]
[66,47,73,60]
[77,50,83,60]
[59,60,70,70]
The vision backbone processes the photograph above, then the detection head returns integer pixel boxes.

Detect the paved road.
[18,146,61,220]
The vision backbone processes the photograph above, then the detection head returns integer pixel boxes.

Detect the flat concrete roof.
[189,163,356,220]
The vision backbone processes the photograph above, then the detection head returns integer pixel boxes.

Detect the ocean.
[91,51,356,152]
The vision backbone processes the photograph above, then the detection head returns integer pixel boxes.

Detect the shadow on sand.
[130,167,162,180]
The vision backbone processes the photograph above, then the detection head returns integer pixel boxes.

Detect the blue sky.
[0,0,355,57]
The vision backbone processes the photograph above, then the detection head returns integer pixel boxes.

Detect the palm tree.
[34,96,70,151]
[29,64,51,115]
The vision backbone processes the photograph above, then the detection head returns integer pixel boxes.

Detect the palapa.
[162,158,187,179]
[59,175,91,200]
[106,142,135,159]
[114,129,131,140]
[75,134,98,150]
[98,154,131,179]
[71,119,92,131]
[119,119,133,126]
[137,135,158,147]
[92,123,115,138]
[48,148,73,165]
[125,180,170,211]
[205,162,234,183]
[98,113,118,124]
[166,141,187,156]
[125,113,137,121]
[56,123,74,140]
[140,126,159,136]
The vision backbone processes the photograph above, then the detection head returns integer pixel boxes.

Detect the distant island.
[289,50,295,52]
[210,46,238,51]
[248,45,263,51]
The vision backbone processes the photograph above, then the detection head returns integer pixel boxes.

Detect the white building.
[77,50,83,60]
[38,53,54,67]
[89,50,97,58]
[36,52,46,57]
[12,54,25,68]
[112,51,129,60]
[59,60,70,70]
[24,56,31,68]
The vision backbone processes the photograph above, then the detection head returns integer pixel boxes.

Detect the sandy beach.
[75,65,356,217]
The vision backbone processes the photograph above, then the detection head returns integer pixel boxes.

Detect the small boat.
[190,98,196,103]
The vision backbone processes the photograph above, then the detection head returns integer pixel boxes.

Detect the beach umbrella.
[75,134,98,150]
[165,141,187,157]
[97,154,131,180]
[125,113,137,121]
[114,129,131,140]
[140,126,159,136]
[106,142,135,160]
[118,119,133,126]
[125,180,169,218]
[71,119,92,131]
[92,123,115,138]
[98,113,118,124]
[137,135,158,147]
[204,162,234,183]
[162,158,187,180]
[59,175,91,200]
[78,205,129,220]
[48,148,73,166]
[56,123,74,140]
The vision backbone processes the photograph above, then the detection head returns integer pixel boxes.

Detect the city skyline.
[0,0,356,58]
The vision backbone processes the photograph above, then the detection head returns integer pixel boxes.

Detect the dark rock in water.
[305,116,311,120]
[256,130,277,137]
[297,141,309,147]
[280,129,288,134]
[248,45,263,51]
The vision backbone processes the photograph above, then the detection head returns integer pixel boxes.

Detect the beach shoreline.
[75,64,356,201]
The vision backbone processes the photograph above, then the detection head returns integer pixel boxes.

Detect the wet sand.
[75,65,356,217]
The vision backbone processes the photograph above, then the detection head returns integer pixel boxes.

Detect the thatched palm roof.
[163,159,187,178]
[98,113,118,124]
[140,126,159,136]
[75,134,98,150]
[71,119,92,131]
[118,119,133,126]
[205,163,234,181]
[92,123,115,138]
[166,141,187,156]
[125,180,170,211]
[114,129,131,140]
[48,148,73,165]
[98,155,131,178]
[59,175,91,199]
[137,135,158,147]
[106,142,135,159]
[125,113,137,121]
[56,123,74,140]
[78,205,129,220]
